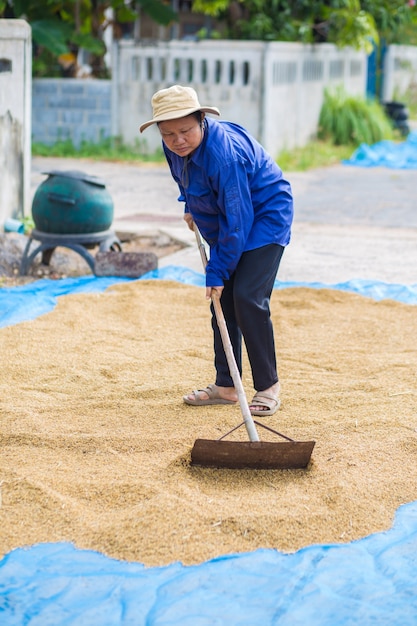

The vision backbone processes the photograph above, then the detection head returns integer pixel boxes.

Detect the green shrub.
[318,87,394,146]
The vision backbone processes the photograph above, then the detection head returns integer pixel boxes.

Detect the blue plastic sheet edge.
[343,129,417,169]
[1,500,417,625]
[1,267,417,329]
[1,267,417,624]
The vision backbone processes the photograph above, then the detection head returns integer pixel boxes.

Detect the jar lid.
[42,170,106,187]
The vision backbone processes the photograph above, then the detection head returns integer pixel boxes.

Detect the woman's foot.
[249,382,281,416]
[183,384,238,406]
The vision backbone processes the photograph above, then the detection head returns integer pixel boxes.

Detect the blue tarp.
[1,501,417,625]
[1,269,417,624]
[344,130,417,168]
[2,267,417,329]
[0,275,132,328]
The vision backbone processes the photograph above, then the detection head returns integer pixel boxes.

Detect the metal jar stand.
[19,229,122,276]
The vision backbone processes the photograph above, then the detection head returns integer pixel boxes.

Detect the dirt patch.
[0,231,185,287]
[1,281,416,567]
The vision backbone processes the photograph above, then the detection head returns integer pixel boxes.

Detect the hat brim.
[139,106,220,133]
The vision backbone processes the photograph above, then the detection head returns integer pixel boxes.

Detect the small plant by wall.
[318,86,394,146]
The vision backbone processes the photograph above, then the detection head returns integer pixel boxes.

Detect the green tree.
[361,0,417,45]
[0,0,178,77]
[192,0,417,50]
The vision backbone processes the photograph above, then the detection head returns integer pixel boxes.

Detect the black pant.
[212,243,284,392]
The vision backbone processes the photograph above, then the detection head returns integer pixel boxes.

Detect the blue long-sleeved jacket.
[163,117,293,287]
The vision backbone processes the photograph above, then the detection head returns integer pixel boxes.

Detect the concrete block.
[86,81,111,97]
[99,96,112,111]
[94,251,158,277]
[32,109,58,123]
[61,83,85,95]
[48,95,73,108]
[75,97,97,109]
[33,81,58,95]
[61,110,84,123]
[87,112,111,126]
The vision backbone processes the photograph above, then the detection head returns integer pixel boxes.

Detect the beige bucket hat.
[139,85,220,133]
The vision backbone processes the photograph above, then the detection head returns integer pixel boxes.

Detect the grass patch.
[276,140,355,171]
[33,134,357,172]
[32,136,165,163]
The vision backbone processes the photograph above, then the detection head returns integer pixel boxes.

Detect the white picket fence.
[112,40,368,157]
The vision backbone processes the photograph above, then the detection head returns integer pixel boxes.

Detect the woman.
[140,85,293,416]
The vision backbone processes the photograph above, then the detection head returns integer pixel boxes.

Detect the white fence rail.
[112,40,367,158]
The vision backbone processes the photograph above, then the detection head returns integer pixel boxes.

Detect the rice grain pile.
[0,280,416,566]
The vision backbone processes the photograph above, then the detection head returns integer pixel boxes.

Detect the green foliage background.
[1,1,416,76]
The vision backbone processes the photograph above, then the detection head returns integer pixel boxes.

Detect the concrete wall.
[263,42,366,156]
[31,41,367,160]
[113,39,265,154]
[382,44,417,101]
[113,39,367,158]
[32,78,112,147]
[0,19,32,223]
[29,41,417,161]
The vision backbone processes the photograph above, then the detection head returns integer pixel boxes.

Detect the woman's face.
[158,114,204,157]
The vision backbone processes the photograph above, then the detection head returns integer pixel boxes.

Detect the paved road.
[31,157,417,286]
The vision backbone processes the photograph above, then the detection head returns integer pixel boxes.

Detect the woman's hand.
[206,286,224,300]
[183,213,194,230]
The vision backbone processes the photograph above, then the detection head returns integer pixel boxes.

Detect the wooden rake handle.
[193,226,260,442]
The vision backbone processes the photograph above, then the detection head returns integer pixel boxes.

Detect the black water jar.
[32,170,114,234]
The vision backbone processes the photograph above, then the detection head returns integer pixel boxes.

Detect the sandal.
[183,384,237,406]
[249,392,280,416]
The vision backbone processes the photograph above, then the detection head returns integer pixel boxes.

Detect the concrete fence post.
[0,19,32,225]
